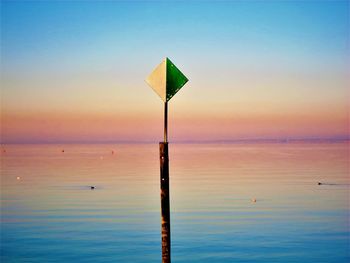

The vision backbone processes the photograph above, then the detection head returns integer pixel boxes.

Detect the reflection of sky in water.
[1,143,349,262]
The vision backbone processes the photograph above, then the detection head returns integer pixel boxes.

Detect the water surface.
[1,143,349,262]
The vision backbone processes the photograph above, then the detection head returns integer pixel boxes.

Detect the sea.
[1,142,349,262]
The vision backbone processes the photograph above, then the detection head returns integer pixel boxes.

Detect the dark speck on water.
[90,186,95,190]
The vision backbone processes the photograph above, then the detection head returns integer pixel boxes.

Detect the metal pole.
[164,101,168,143]
[160,101,170,263]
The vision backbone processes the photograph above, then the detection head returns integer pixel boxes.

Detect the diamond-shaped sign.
[146,57,188,102]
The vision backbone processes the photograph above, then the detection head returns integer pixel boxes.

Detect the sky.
[1,0,349,143]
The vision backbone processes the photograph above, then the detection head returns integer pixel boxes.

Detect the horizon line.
[1,136,349,145]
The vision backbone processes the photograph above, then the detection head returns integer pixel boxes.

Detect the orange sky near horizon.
[2,101,348,143]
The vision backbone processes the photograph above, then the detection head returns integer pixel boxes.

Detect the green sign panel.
[146,57,188,102]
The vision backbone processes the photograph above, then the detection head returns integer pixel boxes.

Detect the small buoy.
[111,150,114,155]
[90,186,95,190]
[251,198,257,203]
[318,182,322,185]
[16,176,21,180]
[61,149,64,153]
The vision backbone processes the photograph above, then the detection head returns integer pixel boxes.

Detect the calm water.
[1,143,349,262]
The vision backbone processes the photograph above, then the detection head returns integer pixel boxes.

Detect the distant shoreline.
[1,137,349,145]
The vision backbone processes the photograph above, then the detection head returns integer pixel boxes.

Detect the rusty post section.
[159,142,170,263]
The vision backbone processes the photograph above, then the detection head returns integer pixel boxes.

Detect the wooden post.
[160,142,170,263]
[160,101,171,263]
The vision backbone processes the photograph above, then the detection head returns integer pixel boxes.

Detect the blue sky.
[2,1,348,72]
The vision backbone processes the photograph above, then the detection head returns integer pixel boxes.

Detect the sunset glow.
[1,1,349,143]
